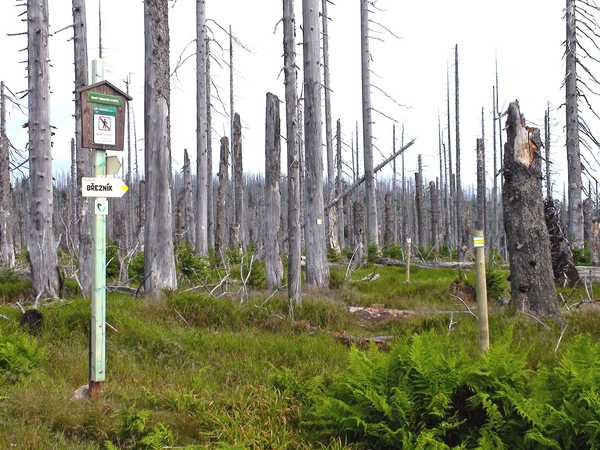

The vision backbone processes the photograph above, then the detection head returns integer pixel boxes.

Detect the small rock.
[71,384,90,401]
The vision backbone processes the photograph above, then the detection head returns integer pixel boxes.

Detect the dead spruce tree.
[143,0,177,294]
[183,148,194,244]
[72,0,92,296]
[27,0,60,299]
[503,101,559,316]
[476,138,485,230]
[283,0,301,305]
[302,0,329,287]
[360,0,379,249]
[430,181,440,252]
[0,82,14,268]
[195,0,208,255]
[264,93,284,290]
[215,137,229,257]
[232,113,244,250]
[336,119,344,249]
[206,37,214,251]
[455,44,464,258]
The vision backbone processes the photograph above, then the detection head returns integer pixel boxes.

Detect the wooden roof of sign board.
[79,80,133,100]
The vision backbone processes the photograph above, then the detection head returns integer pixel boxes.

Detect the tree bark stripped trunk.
[584,196,593,251]
[415,155,424,248]
[383,192,394,247]
[430,181,440,252]
[283,0,301,305]
[302,0,329,287]
[27,0,59,299]
[455,44,464,259]
[353,200,365,264]
[195,0,208,255]
[336,118,345,250]
[360,0,379,249]
[503,101,559,316]
[232,113,244,250]
[0,81,15,268]
[72,0,92,296]
[544,106,552,200]
[206,37,214,251]
[592,219,600,266]
[492,86,498,250]
[446,69,455,250]
[183,148,194,245]
[143,0,177,294]
[215,137,229,257]
[264,93,283,290]
[565,0,584,249]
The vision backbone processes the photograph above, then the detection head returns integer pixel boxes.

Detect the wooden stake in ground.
[144,0,177,294]
[502,101,559,316]
[264,93,283,290]
[473,230,489,352]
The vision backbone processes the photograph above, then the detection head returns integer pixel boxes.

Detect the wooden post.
[474,230,489,352]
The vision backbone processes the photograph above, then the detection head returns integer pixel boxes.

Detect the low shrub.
[128,252,145,286]
[105,408,174,450]
[381,245,403,260]
[0,330,44,384]
[0,270,33,303]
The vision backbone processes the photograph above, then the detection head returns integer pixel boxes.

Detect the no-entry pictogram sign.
[93,105,117,146]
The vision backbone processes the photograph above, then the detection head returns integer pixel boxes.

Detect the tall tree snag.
[195,0,208,255]
[302,0,329,287]
[27,0,60,299]
[215,137,229,257]
[0,82,14,268]
[232,113,244,250]
[264,93,284,290]
[502,101,559,316]
[143,0,177,294]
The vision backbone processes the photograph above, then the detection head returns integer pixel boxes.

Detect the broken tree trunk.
[28,0,60,299]
[232,113,244,250]
[283,0,301,305]
[502,101,560,316]
[144,0,177,295]
[302,0,329,287]
[215,137,229,258]
[545,198,580,286]
[264,93,283,290]
[0,81,15,268]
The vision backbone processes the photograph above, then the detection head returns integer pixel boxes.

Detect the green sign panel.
[88,92,124,107]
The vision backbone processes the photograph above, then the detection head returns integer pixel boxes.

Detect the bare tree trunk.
[336,118,345,250]
[69,138,77,246]
[437,117,445,247]
[544,106,552,200]
[415,155,424,248]
[383,192,394,247]
[545,199,580,286]
[195,0,208,255]
[492,86,498,251]
[430,181,440,252]
[264,93,283,290]
[143,0,177,294]
[592,219,600,266]
[584,196,593,251]
[565,0,584,249]
[28,0,59,299]
[360,0,378,249]
[0,81,15,268]
[353,200,365,263]
[215,137,229,257]
[455,44,464,259]
[183,149,194,244]
[401,125,406,244]
[446,69,454,250]
[302,0,329,287]
[232,113,244,250]
[72,0,92,296]
[283,0,301,305]
[503,101,559,316]
[138,179,145,238]
[206,37,214,251]
[392,125,398,244]
[125,78,133,250]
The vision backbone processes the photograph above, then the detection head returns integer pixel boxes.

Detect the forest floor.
[1,264,600,449]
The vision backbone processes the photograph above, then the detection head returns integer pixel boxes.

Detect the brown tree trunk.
[143,0,177,294]
[28,0,59,299]
[503,101,559,316]
[264,93,283,290]
[215,137,229,257]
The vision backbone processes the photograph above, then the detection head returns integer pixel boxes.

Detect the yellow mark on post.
[120,185,129,193]
[473,236,485,248]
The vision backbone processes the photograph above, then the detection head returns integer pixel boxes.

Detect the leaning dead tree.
[0,82,14,268]
[264,93,284,290]
[143,0,177,294]
[27,0,60,299]
[283,0,301,305]
[503,101,559,316]
[302,0,329,287]
[360,0,379,249]
[196,0,209,255]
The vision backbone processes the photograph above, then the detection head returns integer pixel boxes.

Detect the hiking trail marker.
[79,68,132,399]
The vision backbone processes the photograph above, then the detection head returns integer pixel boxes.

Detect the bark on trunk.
[302,0,329,287]
[0,81,15,268]
[283,0,301,303]
[544,106,552,200]
[336,119,344,250]
[215,137,229,257]
[232,113,244,250]
[195,0,208,255]
[565,0,584,249]
[28,0,60,298]
[360,0,379,249]
[545,198,580,286]
[206,37,214,251]
[455,44,464,259]
[264,93,283,290]
[143,0,177,294]
[353,200,365,264]
[430,181,440,252]
[503,101,559,316]
[183,148,194,244]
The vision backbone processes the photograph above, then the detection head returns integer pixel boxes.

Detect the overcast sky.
[0,0,575,196]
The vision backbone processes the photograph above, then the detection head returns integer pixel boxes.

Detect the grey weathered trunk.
[476,138,485,230]
[72,0,92,296]
[565,0,584,249]
[215,137,229,257]
[69,138,77,244]
[264,93,283,290]
[592,219,600,266]
[138,179,145,237]
[401,126,406,244]
[415,155,424,248]
[360,0,379,249]
[503,101,559,316]
[232,113,244,250]
[492,86,498,250]
[195,0,208,255]
[125,78,133,249]
[545,199,579,287]
[454,44,464,258]
[383,192,394,247]
[0,81,14,268]
[143,0,177,294]
[28,0,59,298]
[544,106,552,200]
[446,69,454,249]
[437,117,446,247]
[302,0,329,287]
[392,125,398,243]
[336,119,345,250]
[206,37,214,251]
[353,200,365,263]
[430,181,440,252]
[283,0,301,305]
[183,149,194,244]
[584,196,593,249]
